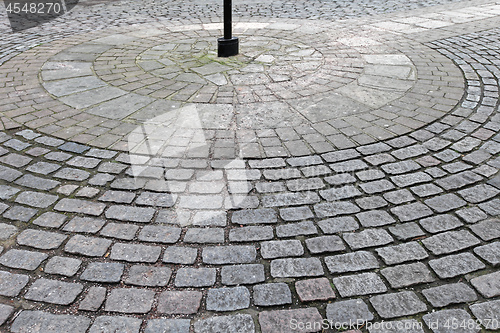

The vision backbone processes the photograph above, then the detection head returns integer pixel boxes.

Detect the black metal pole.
[218,0,239,57]
[224,0,232,39]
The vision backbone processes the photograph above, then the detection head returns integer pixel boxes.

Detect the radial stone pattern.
[0,0,500,332]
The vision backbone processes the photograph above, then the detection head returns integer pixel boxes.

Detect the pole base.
[218,37,239,57]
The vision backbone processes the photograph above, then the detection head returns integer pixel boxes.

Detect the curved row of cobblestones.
[0,22,499,333]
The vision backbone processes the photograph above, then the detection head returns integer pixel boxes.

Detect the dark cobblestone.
[25,278,83,305]
[333,272,387,297]
[81,262,124,282]
[157,290,202,314]
[110,243,161,263]
[105,288,155,314]
[370,291,427,319]
[422,283,477,307]
[422,230,481,255]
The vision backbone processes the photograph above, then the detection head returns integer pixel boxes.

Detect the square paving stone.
[259,308,322,333]
[419,214,463,233]
[326,299,373,326]
[125,265,171,286]
[421,230,480,255]
[469,218,500,241]
[105,205,155,222]
[184,227,225,243]
[253,283,292,306]
[54,168,90,181]
[192,210,227,226]
[105,288,155,314]
[391,202,433,221]
[296,277,335,302]
[279,206,314,221]
[80,262,124,282]
[89,316,142,333]
[375,241,428,265]
[135,191,176,207]
[0,249,48,270]
[232,208,278,225]
[424,193,467,213]
[0,270,29,296]
[343,228,393,250]
[317,216,359,234]
[221,264,265,285]
[388,222,425,240]
[17,229,67,250]
[110,243,161,263]
[422,283,477,307]
[15,175,60,191]
[14,191,58,208]
[333,272,387,297]
[100,222,139,240]
[473,241,500,265]
[145,319,190,333]
[276,221,318,237]
[319,185,362,201]
[469,300,500,330]
[261,192,320,208]
[314,201,361,218]
[63,216,106,233]
[0,303,13,326]
[0,153,32,167]
[370,291,427,319]
[428,252,485,279]
[423,309,479,333]
[99,190,136,204]
[138,225,181,243]
[383,189,415,205]
[261,240,304,259]
[0,223,17,240]
[202,245,256,264]
[44,256,82,277]
[194,314,255,333]
[175,267,216,287]
[355,210,395,227]
[3,206,38,222]
[33,212,67,228]
[270,257,324,278]
[11,311,91,333]
[381,262,435,288]
[78,286,106,311]
[25,278,83,305]
[163,246,198,264]
[458,184,499,203]
[0,165,23,182]
[325,251,379,274]
[206,286,250,311]
[355,195,388,210]
[470,271,500,298]
[305,235,345,254]
[54,198,106,216]
[0,185,20,199]
[157,290,202,314]
[65,235,112,257]
[229,226,274,242]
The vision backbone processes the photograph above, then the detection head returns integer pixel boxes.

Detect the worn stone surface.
[105,288,155,314]
[1,2,500,331]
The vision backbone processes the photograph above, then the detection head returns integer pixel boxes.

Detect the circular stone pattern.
[30,20,464,155]
[134,36,323,88]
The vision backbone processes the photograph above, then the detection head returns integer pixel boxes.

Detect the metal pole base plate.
[218,37,239,57]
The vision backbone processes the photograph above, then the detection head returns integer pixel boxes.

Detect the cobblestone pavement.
[0,0,500,332]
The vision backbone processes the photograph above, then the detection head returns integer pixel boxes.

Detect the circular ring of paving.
[7,18,465,158]
[1,5,500,333]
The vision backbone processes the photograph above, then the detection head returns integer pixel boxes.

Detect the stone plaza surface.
[0,0,500,332]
